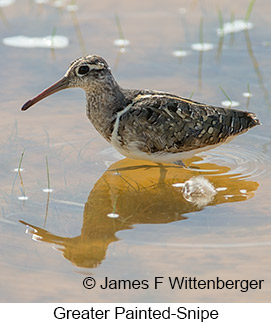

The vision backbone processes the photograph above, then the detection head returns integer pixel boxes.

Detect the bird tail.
[246,112,261,127]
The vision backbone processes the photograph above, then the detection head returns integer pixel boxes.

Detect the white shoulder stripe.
[111,102,134,147]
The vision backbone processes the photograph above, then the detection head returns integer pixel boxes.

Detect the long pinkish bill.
[21,76,69,111]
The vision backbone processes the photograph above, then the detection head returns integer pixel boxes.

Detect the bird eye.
[77,65,90,76]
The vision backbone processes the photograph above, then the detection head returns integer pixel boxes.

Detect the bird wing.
[117,92,259,154]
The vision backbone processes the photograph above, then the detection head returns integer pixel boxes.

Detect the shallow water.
[0,0,271,302]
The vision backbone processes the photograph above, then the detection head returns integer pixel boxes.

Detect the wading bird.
[22,55,260,165]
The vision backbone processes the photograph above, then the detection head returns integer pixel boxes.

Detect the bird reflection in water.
[20,157,259,269]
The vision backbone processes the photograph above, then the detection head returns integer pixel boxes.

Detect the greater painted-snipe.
[22,55,260,164]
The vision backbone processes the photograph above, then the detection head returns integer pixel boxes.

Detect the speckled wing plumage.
[115,90,260,156]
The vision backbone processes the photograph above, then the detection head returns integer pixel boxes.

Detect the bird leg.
[173,160,186,167]
[157,163,167,185]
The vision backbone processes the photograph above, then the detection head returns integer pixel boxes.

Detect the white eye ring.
[75,63,105,77]
[76,64,90,76]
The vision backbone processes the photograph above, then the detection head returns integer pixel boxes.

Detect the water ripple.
[193,134,271,180]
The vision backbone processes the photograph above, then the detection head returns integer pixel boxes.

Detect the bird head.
[21,55,112,111]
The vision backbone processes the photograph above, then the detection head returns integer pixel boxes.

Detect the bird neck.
[85,81,125,142]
